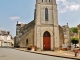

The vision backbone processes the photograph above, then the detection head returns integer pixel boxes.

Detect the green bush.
[71,37,79,48]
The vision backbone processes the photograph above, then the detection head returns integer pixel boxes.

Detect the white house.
[0,30,13,47]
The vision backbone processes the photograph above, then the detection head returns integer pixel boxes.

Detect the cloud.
[69,4,80,11]
[56,0,80,13]
[9,16,20,20]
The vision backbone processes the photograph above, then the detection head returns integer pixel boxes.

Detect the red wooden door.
[43,37,51,50]
[43,31,51,50]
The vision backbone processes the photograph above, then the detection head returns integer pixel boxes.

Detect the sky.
[0,0,80,37]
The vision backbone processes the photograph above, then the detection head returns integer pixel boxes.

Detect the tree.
[69,27,78,34]
[71,37,79,48]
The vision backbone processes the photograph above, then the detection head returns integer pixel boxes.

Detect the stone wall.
[14,24,22,47]
[59,25,64,49]
[62,24,70,49]
[20,28,34,47]
[15,20,35,47]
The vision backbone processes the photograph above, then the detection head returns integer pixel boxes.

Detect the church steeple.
[36,0,56,4]
[36,0,41,4]
[34,0,60,50]
[52,0,56,4]
[35,0,57,25]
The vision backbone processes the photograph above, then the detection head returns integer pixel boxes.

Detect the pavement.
[15,48,80,60]
[0,48,74,60]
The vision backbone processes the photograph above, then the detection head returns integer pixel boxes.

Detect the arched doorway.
[43,31,51,50]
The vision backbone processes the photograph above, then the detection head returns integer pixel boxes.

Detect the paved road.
[0,48,74,60]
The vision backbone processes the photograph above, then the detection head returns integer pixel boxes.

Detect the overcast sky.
[0,0,80,37]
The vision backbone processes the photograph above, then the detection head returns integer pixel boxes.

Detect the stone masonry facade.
[14,0,70,50]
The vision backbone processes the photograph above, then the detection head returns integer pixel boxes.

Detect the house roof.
[0,30,8,35]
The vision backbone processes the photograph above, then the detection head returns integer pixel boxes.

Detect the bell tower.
[34,0,60,50]
[36,0,56,4]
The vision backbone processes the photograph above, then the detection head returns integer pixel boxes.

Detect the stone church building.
[14,0,70,50]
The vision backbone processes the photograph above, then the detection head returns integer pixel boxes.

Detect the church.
[14,0,70,51]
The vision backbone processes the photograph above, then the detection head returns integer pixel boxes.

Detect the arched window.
[45,8,48,21]
[49,0,50,2]
[26,39,28,45]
